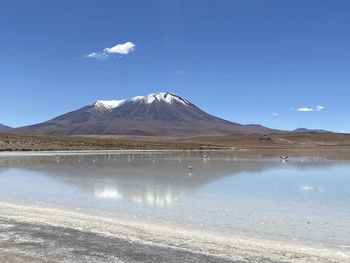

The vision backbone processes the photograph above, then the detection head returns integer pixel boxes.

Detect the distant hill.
[14,92,279,136]
[292,128,331,133]
[0,123,12,132]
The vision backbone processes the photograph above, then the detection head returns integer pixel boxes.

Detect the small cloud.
[297,105,325,112]
[297,107,314,112]
[85,41,135,60]
[272,112,278,116]
[316,105,324,111]
[175,70,185,74]
[85,52,108,60]
[104,41,135,55]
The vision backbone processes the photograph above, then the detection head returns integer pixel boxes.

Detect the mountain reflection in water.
[0,153,334,207]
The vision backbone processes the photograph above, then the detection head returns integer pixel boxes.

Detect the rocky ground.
[1,132,350,152]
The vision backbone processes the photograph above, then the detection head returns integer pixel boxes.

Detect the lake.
[0,150,349,262]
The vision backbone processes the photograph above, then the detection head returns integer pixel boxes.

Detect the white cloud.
[85,52,108,60]
[104,41,135,55]
[297,105,325,112]
[175,70,185,74]
[272,112,278,116]
[85,41,136,60]
[316,105,324,111]
[297,107,314,112]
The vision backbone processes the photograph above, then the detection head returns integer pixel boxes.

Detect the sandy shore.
[0,201,348,263]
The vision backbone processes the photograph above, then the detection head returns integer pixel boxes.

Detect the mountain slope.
[292,128,331,133]
[14,92,278,136]
[0,123,12,132]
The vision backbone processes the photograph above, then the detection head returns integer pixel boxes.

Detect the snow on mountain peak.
[93,100,126,109]
[92,92,190,110]
[131,92,190,105]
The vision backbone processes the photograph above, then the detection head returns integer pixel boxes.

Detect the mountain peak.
[14,90,276,136]
[92,92,190,110]
[131,92,190,105]
[93,100,126,110]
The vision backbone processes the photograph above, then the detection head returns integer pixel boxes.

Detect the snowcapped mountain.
[14,92,277,136]
[92,92,190,110]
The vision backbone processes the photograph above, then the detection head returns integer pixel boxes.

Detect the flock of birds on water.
[52,153,329,177]
[52,153,329,167]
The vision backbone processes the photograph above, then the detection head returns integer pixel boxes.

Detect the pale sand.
[0,201,348,263]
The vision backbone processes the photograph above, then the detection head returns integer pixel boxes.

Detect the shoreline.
[0,201,348,262]
[2,132,350,153]
[2,149,350,161]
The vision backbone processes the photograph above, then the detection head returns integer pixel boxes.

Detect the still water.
[0,151,349,251]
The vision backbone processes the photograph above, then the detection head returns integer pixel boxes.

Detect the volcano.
[14,92,278,136]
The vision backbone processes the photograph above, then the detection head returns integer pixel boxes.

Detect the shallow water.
[0,151,349,252]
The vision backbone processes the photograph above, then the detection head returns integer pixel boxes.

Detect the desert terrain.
[1,132,350,152]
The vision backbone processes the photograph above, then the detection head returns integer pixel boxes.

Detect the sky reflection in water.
[0,153,349,249]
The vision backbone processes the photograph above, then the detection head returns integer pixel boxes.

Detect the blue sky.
[0,0,349,132]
